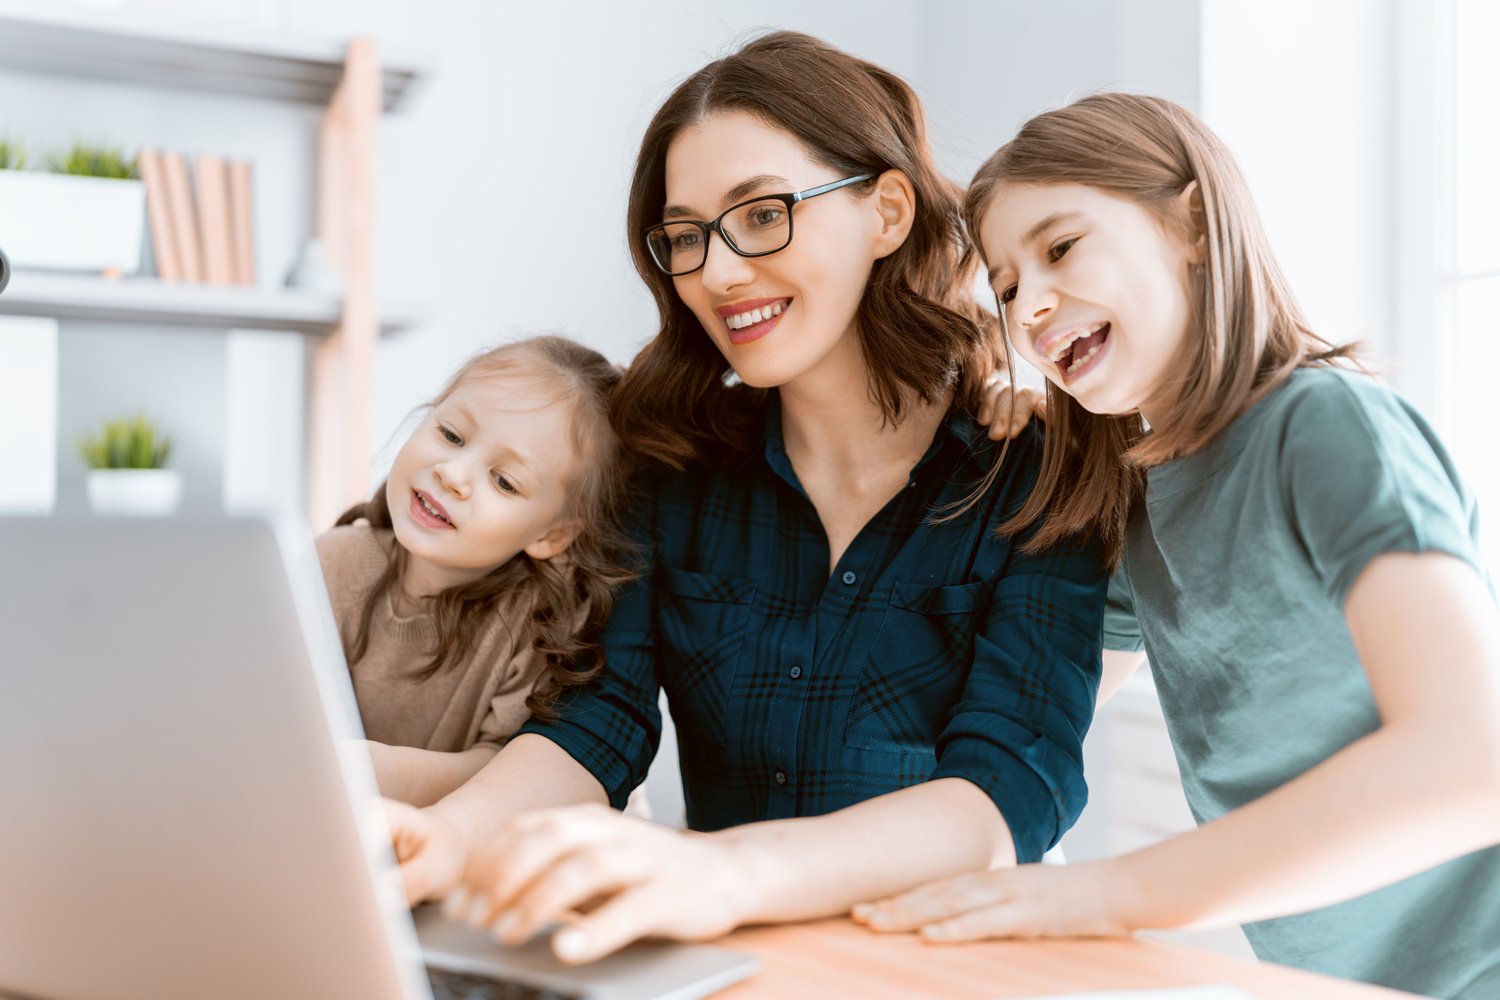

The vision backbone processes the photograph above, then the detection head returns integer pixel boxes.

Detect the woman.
[384,31,1105,963]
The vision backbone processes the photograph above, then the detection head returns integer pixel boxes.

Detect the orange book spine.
[137,149,181,282]
[194,154,233,285]
[161,152,203,283]
[227,160,256,286]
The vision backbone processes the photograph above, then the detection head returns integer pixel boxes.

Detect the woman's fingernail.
[442,888,471,920]
[851,903,872,920]
[494,912,520,940]
[554,927,589,961]
[466,896,491,927]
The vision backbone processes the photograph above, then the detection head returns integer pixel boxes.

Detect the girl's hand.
[384,798,468,906]
[977,375,1047,441]
[442,803,759,964]
[850,859,1140,942]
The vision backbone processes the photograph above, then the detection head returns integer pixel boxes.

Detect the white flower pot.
[0,170,146,275]
[86,469,184,517]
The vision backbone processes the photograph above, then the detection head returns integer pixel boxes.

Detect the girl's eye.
[493,473,519,495]
[1048,237,1077,262]
[438,425,462,445]
[998,284,1017,305]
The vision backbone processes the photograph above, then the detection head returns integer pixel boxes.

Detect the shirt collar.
[759,396,995,490]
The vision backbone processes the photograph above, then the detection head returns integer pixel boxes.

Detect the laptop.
[0,514,759,1000]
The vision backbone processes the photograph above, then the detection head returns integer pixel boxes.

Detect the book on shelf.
[137,149,181,282]
[227,160,256,287]
[160,152,203,283]
[194,154,234,285]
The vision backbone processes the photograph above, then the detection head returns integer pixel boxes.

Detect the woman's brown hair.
[963,92,1359,565]
[334,336,633,721]
[614,30,999,468]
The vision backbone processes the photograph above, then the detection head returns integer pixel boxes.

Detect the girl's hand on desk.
[851,858,1140,942]
[384,798,468,906]
[444,802,757,964]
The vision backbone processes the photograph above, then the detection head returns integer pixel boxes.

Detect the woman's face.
[662,110,885,389]
[978,180,1196,424]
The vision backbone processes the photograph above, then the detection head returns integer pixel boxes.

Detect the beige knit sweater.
[315,522,542,752]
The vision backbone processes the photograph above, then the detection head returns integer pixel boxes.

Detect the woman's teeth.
[726,301,785,330]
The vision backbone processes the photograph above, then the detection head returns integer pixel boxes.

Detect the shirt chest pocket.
[845,579,992,755]
[655,566,758,748]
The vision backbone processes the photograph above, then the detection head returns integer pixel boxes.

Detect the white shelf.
[0,272,423,335]
[0,5,426,111]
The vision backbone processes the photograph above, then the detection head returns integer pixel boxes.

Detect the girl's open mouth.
[1058,322,1111,384]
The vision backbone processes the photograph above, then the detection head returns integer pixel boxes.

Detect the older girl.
[858,93,1500,1000]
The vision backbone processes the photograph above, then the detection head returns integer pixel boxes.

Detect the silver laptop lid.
[0,515,429,1000]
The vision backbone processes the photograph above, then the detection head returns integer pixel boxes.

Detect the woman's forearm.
[426,733,608,854]
[1115,721,1500,932]
[716,776,1014,924]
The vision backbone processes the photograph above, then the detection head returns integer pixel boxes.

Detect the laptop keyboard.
[426,964,586,1000]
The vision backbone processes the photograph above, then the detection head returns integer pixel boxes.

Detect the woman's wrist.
[705,829,784,926]
[1102,850,1162,933]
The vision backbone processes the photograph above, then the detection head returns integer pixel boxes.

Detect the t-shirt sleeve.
[1282,375,1484,606]
[1102,559,1144,652]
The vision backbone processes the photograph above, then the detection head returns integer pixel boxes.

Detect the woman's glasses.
[644,173,875,277]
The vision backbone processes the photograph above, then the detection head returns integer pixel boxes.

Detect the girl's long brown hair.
[334,336,634,722]
[614,30,1000,468]
[963,93,1359,565]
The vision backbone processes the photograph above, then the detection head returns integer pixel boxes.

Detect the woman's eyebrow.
[663,174,792,219]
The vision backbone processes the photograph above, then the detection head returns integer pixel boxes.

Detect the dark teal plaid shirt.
[520,407,1107,861]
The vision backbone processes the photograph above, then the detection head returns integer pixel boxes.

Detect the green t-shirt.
[1104,368,1500,1000]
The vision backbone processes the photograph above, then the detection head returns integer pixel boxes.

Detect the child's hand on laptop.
[384,798,466,906]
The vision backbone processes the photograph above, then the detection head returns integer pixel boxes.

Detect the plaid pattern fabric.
[519,409,1107,862]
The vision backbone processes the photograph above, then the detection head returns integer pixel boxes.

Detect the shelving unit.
[0,5,429,525]
[1,272,422,335]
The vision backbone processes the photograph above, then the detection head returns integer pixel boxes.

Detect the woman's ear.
[1177,180,1208,265]
[870,169,917,260]
[524,519,582,561]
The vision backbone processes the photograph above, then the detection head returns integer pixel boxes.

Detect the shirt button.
[774,769,788,785]
[841,570,857,585]
[789,664,803,680]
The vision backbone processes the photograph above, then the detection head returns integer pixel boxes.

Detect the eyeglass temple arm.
[791,172,877,204]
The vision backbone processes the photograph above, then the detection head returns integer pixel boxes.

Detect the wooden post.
[307,37,380,528]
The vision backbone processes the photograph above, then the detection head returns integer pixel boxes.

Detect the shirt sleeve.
[516,494,662,808]
[1282,374,1484,607]
[930,429,1108,863]
[1102,559,1144,652]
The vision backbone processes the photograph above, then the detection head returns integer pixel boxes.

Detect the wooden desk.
[719,919,1417,999]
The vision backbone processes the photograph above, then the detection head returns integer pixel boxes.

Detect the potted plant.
[78,415,184,516]
[0,139,146,276]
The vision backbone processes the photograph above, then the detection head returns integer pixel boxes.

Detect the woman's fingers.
[853,870,1012,932]
[550,884,662,964]
[495,841,649,946]
[458,803,619,920]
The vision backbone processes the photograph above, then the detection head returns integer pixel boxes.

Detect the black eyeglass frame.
[644,172,877,276]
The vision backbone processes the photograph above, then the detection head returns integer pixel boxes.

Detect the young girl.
[317,335,631,808]
[856,93,1500,999]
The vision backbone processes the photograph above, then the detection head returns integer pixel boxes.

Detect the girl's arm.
[856,550,1500,939]
[384,733,609,904]
[364,741,500,808]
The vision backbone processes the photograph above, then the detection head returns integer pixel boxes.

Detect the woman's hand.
[977,375,1047,441]
[442,803,760,964]
[850,859,1140,942]
[384,798,469,906]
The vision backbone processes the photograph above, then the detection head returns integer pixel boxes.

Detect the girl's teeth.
[1066,343,1103,374]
